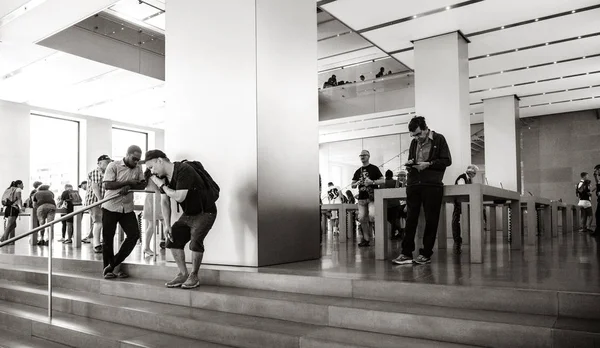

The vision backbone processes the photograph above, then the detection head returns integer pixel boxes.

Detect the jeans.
[401,185,444,258]
[357,199,375,241]
[102,209,140,269]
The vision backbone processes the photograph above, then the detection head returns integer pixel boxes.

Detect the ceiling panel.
[469,56,600,91]
[362,0,599,52]
[318,46,386,72]
[392,51,415,70]
[317,11,334,24]
[469,73,600,103]
[469,8,600,57]
[109,0,160,20]
[318,32,372,59]
[145,12,165,30]
[521,97,600,117]
[0,0,29,18]
[470,35,600,77]
[520,86,600,106]
[318,20,350,40]
[0,42,56,77]
[321,0,466,31]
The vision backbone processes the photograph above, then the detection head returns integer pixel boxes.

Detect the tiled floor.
[1,228,599,293]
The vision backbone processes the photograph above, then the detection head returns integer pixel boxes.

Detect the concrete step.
[0,327,71,348]
[0,300,232,348]
[1,278,599,348]
[1,258,598,320]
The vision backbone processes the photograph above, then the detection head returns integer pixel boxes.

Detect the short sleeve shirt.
[352,164,383,201]
[85,168,106,206]
[101,160,144,213]
[61,190,74,213]
[167,162,217,215]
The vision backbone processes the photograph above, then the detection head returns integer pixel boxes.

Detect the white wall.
[0,101,31,190]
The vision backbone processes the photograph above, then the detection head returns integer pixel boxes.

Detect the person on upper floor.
[375,67,385,78]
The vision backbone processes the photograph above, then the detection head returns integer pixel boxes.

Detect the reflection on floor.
[1,228,599,293]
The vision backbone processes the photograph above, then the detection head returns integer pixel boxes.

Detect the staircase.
[0,254,598,348]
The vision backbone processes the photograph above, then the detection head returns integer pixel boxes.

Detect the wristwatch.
[159,184,166,192]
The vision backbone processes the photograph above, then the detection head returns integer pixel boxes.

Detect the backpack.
[68,190,83,206]
[181,160,220,205]
[1,187,17,207]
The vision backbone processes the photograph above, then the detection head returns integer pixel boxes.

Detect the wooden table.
[375,184,521,263]
[520,196,552,245]
[321,204,359,243]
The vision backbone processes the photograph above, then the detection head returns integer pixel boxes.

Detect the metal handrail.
[0,189,160,320]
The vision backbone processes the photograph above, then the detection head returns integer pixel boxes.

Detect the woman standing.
[1,180,24,245]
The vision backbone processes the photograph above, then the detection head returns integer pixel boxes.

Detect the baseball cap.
[97,155,112,162]
[144,149,168,163]
[78,181,87,188]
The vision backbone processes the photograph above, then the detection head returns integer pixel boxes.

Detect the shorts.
[36,203,56,223]
[358,199,375,223]
[166,212,217,252]
[89,205,102,223]
[330,210,339,220]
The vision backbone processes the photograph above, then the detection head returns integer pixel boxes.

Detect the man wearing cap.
[83,155,112,252]
[352,150,384,247]
[144,150,218,289]
[451,165,478,254]
[101,145,146,279]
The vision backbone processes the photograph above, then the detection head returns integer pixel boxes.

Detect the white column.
[414,32,471,184]
[483,95,521,192]
[0,101,30,189]
[166,0,319,267]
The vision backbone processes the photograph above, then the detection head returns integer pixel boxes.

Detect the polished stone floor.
[1,228,598,293]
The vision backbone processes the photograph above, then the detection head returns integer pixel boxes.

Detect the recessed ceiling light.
[500,71,504,74]
[515,49,519,52]
[543,92,546,95]
[587,72,590,75]
[554,61,557,64]
[535,18,539,21]
[560,77,563,79]
[489,88,492,91]
[572,10,576,13]
[582,56,586,59]
[566,89,569,91]
[590,86,593,88]
[578,36,582,39]
[487,54,490,57]
[501,26,505,29]
[413,15,417,19]
[446,6,450,10]
[545,42,549,45]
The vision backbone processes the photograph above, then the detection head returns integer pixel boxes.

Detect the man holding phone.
[393,116,452,265]
[101,145,146,279]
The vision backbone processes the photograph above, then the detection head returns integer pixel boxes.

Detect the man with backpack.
[576,172,594,233]
[1,180,24,244]
[144,150,219,290]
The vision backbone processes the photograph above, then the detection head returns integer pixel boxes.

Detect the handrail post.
[153,191,157,262]
[48,224,52,320]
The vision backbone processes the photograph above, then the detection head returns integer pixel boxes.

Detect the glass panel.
[363,134,401,177]
[30,115,79,198]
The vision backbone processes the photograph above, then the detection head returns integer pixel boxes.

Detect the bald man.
[101,145,146,279]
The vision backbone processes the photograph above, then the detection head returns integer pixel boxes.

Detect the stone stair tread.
[303,327,484,348]
[0,279,319,337]
[554,317,600,333]
[0,327,71,348]
[0,274,558,329]
[0,300,233,347]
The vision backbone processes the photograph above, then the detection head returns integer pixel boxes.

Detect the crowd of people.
[321,67,394,89]
[1,146,220,290]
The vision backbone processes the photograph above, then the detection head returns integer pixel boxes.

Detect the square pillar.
[414,32,471,183]
[483,95,521,192]
[166,0,319,266]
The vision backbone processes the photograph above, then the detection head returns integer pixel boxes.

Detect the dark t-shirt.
[60,191,74,213]
[352,164,383,201]
[167,162,217,215]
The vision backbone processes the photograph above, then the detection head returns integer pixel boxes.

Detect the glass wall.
[111,127,148,161]
[30,114,79,198]
[319,133,410,201]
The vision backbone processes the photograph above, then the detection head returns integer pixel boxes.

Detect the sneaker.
[103,265,116,279]
[57,238,64,242]
[82,239,91,244]
[392,254,413,265]
[63,239,72,244]
[166,273,189,288]
[358,240,370,247]
[94,245,103,253]
[36,240,44,246]
[413,255,431,265]
[181,274,200,289]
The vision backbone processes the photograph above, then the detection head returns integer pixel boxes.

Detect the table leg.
[510,200,522,250]
[551,202,558,238]
[565,208,573,233]
[375,194,386,260]
[527,200,536,245]
[573,207,580,231]
[339,206,346,244]
[489,205,497,243]
[437,203,447,250]
[543,206,552,240]
[29,211,38,246]
[461,202,470,246]
[469,190,483,263]
[502,205,509,242]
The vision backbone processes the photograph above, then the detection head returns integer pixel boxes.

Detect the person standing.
[33,184,56,246]
[1,180,24,245]
[577,172,594,232]
[144,150,219,289]
[451,165,478,254]
[383,170,402,240]
[593,165,600,237]
[142,169,164,256]
[83,155,112,252]
[351,150,384,247]
[327,182,343,236]
[101,146,146,279]
[393,116,452,265]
